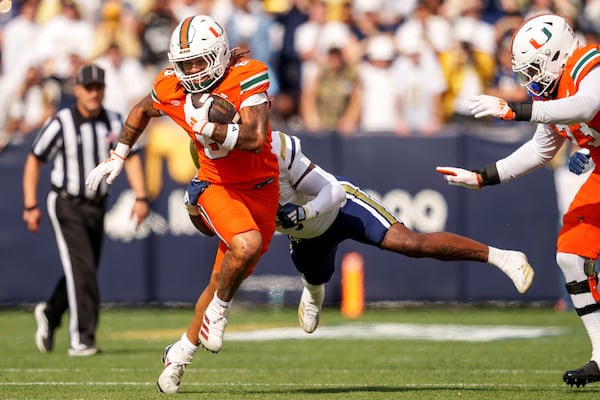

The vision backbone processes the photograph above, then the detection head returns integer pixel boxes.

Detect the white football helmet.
[168,15,231,93]
[511,14,578,97]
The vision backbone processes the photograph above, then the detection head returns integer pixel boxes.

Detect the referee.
[22,64,149,356]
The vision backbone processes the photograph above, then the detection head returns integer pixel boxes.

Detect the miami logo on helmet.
[529,27,552,49]
[178,16,224,49]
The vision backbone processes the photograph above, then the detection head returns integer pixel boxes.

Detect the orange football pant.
[558,170,600,259]
[197,180,279,275]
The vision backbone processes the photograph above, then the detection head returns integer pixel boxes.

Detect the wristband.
[113,142,131,159]
[135,197,148,203]
[24,204,38,211]
[507,101,532,121]
[221,124,240,150]
[199,121,215,137]
[474,163,501,187]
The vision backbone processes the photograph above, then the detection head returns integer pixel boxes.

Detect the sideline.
[225,323,565,342]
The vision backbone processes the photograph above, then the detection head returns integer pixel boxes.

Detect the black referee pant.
[44,189,105,349]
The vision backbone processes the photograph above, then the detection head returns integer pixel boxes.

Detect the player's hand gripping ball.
[188,93,241,167]
[189,93,240,124]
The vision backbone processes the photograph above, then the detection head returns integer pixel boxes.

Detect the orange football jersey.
[551,44,600,150]
[150,58,279,189]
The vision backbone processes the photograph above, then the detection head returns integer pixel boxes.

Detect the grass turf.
[1,305,599,399]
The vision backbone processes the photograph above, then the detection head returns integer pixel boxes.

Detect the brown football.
[190,93,240,124]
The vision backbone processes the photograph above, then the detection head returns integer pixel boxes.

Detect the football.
[190,93,240,124]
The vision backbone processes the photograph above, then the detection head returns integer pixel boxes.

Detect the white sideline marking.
[225,323,564,342]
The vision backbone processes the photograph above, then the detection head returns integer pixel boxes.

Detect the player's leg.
[196,184,277,352]
[290,235,339,333]
[381,223,534,293]
[557,252,600,387]
[336,182,533,293]
[556,178,600,387]
[157,266,219,394]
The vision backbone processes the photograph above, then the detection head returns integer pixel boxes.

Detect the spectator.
[225,0,280,95]
[2,0,41,84]
[294,0,351,87]
[348,0,392,42]
[35,0,95,80]
[438,17,496,123]
[357,33,400,134]
[137,0,178,75]
[271,0,310,129]
[394,29,446,135]
[93,42,150,117]
[6,64,59,141]
[299,45,361,135]
[394,0,453,55]
[91,0,142,60]
[170,0,209,22]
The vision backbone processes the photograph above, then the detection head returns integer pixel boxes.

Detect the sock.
[487,246,510,272]
[180,332,198,356]
[213,292,231,309]
[301,276,325,302]
[582,315,600,365]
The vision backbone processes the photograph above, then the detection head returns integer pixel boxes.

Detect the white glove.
[184,93,215,137]
[468,95,515,120]
[436,166,481,190]
[86,143,130,190]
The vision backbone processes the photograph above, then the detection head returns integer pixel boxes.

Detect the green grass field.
[1,304,600,399]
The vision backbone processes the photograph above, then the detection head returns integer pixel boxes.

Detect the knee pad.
[557,252,600,316]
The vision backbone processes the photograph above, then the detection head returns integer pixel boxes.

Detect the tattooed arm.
[119,94,163,147]
[208,102,269,154]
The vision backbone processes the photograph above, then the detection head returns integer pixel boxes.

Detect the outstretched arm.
[437,124,565,188]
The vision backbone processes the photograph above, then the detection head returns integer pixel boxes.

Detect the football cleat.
[34,303,54,353]
[68,344,100,357]
[298,280,325,334]
[502,251,535,294]
[563,361,600,387]
[157,343,192,394]
[199,300,229,353]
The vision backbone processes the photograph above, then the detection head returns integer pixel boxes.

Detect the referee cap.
[77,64,105,86]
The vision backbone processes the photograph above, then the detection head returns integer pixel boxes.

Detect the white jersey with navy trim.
[271,131,340,239]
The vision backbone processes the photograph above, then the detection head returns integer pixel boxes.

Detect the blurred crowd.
[0,0,598,151]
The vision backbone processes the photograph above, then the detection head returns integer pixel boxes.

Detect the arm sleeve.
[531,67,600,124]
[295,165,347,216]
[496,124,566,183]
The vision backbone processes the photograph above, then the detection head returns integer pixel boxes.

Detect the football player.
[187,130,534,331]
[85,15,279,393]
[437,14,600,387]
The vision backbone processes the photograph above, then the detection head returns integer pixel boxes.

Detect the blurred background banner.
[0,127,560,305]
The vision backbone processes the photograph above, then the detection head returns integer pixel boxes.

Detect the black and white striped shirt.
[31,106,123,200]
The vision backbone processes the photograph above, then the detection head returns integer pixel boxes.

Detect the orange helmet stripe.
[179,16,194,49]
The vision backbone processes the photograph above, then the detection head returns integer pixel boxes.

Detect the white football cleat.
[68,344,100,356]
[298,279,325,333]
[199,300,229,353]
[502,251,535,294]
[157,342,192,394]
